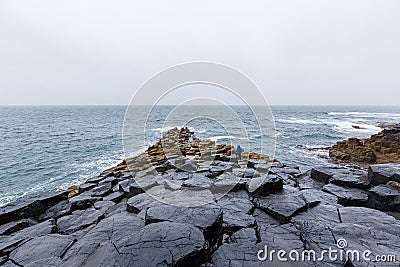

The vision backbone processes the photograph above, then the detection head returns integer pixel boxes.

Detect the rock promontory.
[0,128,400,266]
[329,126,400,166]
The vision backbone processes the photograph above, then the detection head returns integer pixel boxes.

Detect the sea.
[1,105,400,207]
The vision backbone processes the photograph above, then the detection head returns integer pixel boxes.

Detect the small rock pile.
[0,129,399,266]
[329,126,400,166]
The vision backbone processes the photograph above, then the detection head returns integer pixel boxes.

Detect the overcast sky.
[0,0,399,105]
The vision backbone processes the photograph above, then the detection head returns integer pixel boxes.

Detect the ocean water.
[1,105,400,206]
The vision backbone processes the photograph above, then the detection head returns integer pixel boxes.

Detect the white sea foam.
[328,111,400,119]
[278,118,322,125]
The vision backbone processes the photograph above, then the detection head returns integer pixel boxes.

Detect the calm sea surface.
[1,105,400,206]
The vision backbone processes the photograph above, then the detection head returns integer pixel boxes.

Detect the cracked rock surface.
[1,130,400,266]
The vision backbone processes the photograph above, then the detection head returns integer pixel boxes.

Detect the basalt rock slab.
[209,228,259,267]
[247,174,283,197]
[181,173,213,190]
[310,166,336,183]
[331,223,400,267]
[38,200,71,221]
[8,234,74,266]
[145,203,223,248]
[102,191,124,203]
[255,190,307,223]
[368,184,400,211]
[62,213,144,266]
[338,206,400,237]
[90,183,113,197]
[211,172,242,193]
[119,221,207,266]
[368,163,400,185]
[0,219,36,235]
[329,173,370,189]
[216,197,255,233]
[126,193,158,214]
[69,195,101,211]
[78,182,97,193]
[322,183,368,206]
[57,208,104,234]
[0,191,68,225]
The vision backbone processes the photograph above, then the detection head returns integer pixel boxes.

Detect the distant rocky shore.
[1,128,400,266]
[329,125,400,166]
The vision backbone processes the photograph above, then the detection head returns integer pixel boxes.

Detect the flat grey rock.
[145,203,223,247]
[322,183,368,206]
[8,234,73,266]
[57,208,104,234]
[247,174,283,197]
[368,163,400,185]
[119,221,207,266]
[255,191,307,223]
[217,197,255,232]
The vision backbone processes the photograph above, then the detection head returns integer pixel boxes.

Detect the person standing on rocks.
[236,145,243,160]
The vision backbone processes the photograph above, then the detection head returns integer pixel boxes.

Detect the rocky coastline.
[329,125,400,167]
[1,128,400,266]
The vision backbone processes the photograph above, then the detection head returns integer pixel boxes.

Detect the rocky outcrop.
[329,126,400,166]
[0,128,400,266]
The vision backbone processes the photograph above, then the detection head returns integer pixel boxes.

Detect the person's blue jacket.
[236,145,243,154]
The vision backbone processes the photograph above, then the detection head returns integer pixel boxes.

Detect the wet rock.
[57,208,104,234]
[119,221,207,266]
[243,168,261,178]
[86,175,106,184]
[102,191,124,203]
[216,197,255,233]
[338,206,400,236]
[322,183,368,206]
[369,184,400,207]
[38,200,71,221]
[211,172,241,193]
[232,168,261,178]
[128,179,145,197]
[368,163,400,185]
[118,179,130,194]
[329,172,370,189]
[62,213,144,266]
[103,198,128,217]
[0,219,36,235]
[93,200,115,210]
[134,174,164,190]
[126,193,158,214]
[247,174,283,197]
[247,159,268,169]
[7,234,73,266]
[255,190,307,223]
[258,223,304,255]
[0,191,68,225]
[98,176,119,187]
[78,182,97,193]
[182,173,213,189]
[90,183,113,197]
[207,162,236,178]
[252,208,280,226]
[297,171,325,190]
[331,223,400,267]
[69,195,101,211]
[310,166,336,183]
[297,188,339,205]
[145,203,223,247]
[292,204,342,225]
[209,228,258,267]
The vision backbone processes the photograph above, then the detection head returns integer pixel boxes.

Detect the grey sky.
[0,0,399,105]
